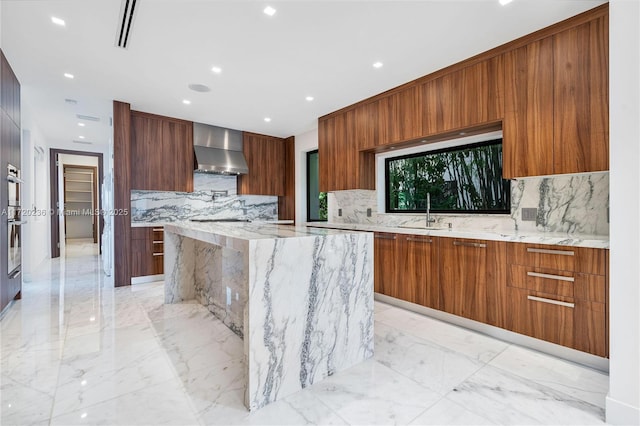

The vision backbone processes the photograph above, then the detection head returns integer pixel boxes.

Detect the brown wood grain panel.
[574,299,606,357]
[399,235,439,308]
[238,132,285,196]
[355,101,377,149]
[162,120,193,192]
[507,264,575,298]
[374,233,397,296]
[506,287,575,348]
[486,240,507,328]
[503,38,555,178]
[113,100,132,287]
[439,238,488,323]
[278,136,295,221]
[318,118,332,193]
[553,15,609,174]
[573,273,606,303]
[507,242,605,275]
[130,113,162,190]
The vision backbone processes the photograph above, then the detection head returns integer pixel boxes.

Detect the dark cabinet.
[130,111,193,192]
[238,132,286,196]
[373,233,397,296]
[131,227,164,277]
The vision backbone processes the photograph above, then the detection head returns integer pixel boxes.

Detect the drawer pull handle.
[152,253,164,257]
[152,228,164,232]
[527,271,575,282]
[527,295,575,308]
[153,241,164,244]
[453,241,486,248]
[407,237,432,243]
[375,235,396,240]
[526,248,574,256]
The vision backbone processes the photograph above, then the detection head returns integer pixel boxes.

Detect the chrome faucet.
[426,193,436,227]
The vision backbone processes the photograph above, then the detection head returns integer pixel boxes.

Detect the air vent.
[73,140,93,145]
[65,98,78,105]
[76,114,100,122]
[115,0,138,49]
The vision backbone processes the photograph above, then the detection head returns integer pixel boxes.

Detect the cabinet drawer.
[508,243,605,275]
[508,265,574,298]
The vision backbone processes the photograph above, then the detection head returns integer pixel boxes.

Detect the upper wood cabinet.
[553,14,609,174]
[504,13,608,178]
[423,56,504,136]
[238,132,286,196]
[130,111,193,192]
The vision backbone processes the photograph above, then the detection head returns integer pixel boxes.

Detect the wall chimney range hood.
[193,122,249,175]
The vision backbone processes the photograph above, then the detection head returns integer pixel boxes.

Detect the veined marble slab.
[305,222,609,249]
[164,222,374,411]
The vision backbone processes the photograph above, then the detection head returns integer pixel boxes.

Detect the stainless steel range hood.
[193,122,249,175]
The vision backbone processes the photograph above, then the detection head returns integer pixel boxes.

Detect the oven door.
[7,164,21,207]
[8,207,21,277]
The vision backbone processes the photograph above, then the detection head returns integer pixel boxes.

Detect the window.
[307,150,327,221]
[385,139,510,214]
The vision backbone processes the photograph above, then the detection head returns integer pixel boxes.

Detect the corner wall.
[294,128,318,224]
[607,0,640,423]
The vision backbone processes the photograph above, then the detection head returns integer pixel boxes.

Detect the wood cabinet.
[505,242,607,357]
[504,13,608,178]
[238,132,285,196]
[131,226,164,277]
[398,234,440,308]
[439,237,507,327]
[130,111,193,192]
[0,49,21,313]
[373,233,397,295]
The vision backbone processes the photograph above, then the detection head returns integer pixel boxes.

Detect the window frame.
[384,139,510,215]
[306,149,327,222]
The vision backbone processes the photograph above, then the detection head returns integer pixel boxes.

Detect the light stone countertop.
[131,219,294,228]
[305,222,610,249]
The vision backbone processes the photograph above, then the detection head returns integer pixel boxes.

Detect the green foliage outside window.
[386,140,510,213]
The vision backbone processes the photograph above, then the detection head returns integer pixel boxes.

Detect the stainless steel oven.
[7,164,22,278]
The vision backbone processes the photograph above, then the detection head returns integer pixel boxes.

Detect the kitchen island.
[163,221,374,411]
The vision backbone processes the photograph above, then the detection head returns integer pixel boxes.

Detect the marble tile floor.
[0,251,609,425]
[63,239,100,258]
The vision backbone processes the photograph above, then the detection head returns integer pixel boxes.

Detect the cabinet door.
[440,238,488,322]
[400,235,439,308]
[553,15,609,174]
[374,233,397,296]
[503,38,555,178]
[355,101,377,149]
[238,132,285,196]
[131,228,154,277]
[162,120,193,192]
[381,86,422,145]
[130,114,162,191]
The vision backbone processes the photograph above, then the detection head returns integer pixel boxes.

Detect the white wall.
[294,128,318,224]
[607,0,640,424]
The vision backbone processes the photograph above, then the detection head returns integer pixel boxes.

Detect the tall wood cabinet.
[130,111,193,192]
[238,132,286,196]
[0,49,21,312]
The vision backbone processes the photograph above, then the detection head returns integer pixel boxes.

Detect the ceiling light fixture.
[499,0,513,5]
[188,83,211,93]
[264,117,272,122]
[78,123,85,127]
[211,66,222,74]
[64,73,74,79]
[79,136,85,139]
[372,62,384,69]
[182,99,191,105]
[263,6,276,16]
[51,16,66,26]
[305,96,314,102]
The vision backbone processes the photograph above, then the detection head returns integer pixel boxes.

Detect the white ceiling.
[1,0,606,147]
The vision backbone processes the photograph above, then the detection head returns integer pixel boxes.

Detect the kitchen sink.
[397,224,447,231]
[190,218,251,223]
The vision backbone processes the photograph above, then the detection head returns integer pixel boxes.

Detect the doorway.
[50,149,104,258]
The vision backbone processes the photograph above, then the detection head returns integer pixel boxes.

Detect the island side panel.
[164,230,197,303]
[245,232,374,410]
[194,240,249,338]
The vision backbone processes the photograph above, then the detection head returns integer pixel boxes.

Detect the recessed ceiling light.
[64,73,74,79]
[211,66,222,74]
[188,83,211,93]
[263,6,276,16]
[79,135,85,139]
[305,96,314,102]
[264,117,271,122]
[78,123,85,127]
[51,16,66,26]
[373,62,384,69]
[499,0,513,5]
[182,99,191,105]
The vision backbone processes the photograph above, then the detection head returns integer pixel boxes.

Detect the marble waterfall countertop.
[163,221,374,411]
[305,222,609,249]
[132,219,294,228]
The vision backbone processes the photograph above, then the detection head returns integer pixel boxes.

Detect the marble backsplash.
[131,173,278,223]
[327,172,609,236]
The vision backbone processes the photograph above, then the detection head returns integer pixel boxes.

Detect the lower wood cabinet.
[131,226,164,277]
[373,233,397,296]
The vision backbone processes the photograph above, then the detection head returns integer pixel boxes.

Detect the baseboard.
[606,395,640,425]
[375,293,609,372]
[131,274,164,285]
